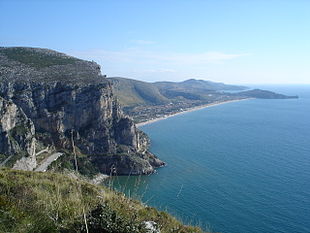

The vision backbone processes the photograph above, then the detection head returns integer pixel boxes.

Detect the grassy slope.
[0,47,78,68]
[0,169,204,233]
[108,77,169,107]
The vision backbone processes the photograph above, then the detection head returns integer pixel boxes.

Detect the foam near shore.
[136,98,250,127]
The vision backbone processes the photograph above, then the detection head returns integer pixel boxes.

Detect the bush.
[0,169,204,233]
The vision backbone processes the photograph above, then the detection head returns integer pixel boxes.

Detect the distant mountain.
[154,79,248,101]
[154,79,247,92]
[108,77,247,107]
[107,77,298,123]
[236,89,298,99]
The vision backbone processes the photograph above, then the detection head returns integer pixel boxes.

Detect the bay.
[109,85,310,233]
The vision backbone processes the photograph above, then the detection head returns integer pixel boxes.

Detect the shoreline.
[136,98,250,127]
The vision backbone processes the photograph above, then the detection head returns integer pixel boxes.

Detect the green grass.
[49,152,100,179]
[0,169,204,233]
[109,77,169,107]
[1,47,77,68]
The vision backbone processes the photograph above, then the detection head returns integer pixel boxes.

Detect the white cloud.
[70,48,248,66]
[67,48,249,82]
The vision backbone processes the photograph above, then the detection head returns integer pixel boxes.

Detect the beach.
[136,98,249,127]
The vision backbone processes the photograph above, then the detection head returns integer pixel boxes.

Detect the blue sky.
[1,0,309,84]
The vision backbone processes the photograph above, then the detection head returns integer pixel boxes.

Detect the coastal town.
[125,95,248,124]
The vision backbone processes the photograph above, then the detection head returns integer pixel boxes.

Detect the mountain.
[155,78,247,92]
[107,77,298,123]
[0,47,164,175]
[154,79,246,101]
[236,89,298,99]
[108,77,169,107]
[108,77,247,107]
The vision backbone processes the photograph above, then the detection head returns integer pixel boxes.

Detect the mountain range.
[109,77,248,107]
[108,77,297,123]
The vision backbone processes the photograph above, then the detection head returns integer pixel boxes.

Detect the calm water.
[109,85,310,233]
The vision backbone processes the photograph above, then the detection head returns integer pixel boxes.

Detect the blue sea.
[109,85,310,233]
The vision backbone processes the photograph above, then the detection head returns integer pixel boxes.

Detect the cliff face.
[0,47,164,174]
[0,97,36,154]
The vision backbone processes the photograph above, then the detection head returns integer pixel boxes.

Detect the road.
[35,152,63,172]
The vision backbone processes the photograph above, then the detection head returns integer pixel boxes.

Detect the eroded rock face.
[0,97,36,170]
[0,81,120,154]
[0,47,164,174]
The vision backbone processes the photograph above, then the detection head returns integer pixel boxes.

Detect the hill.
[108,77,169,107]
[108,77,247,108]
[0,47,104,84]
[107,77,298,123]
[0,168,203,233]
[155,79,247,91]
[236,89,298,99]
[154,79,246,101]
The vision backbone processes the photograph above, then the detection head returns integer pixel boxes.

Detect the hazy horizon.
[1,0,309,84]
[106,75,310,86]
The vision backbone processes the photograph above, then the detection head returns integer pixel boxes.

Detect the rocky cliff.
[0,97,37,170]
[0,47,164,174]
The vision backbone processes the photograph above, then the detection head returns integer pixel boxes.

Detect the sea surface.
[109,85,310,233]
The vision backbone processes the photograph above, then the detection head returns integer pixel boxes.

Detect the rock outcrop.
[0,47,164,174]
[0,97,37,170]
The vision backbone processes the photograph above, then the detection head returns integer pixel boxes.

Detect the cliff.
[0,47,164,174]
[0,97,37,170]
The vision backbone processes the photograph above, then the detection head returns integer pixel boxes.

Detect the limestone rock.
[0,47,165,174]
[0,97,36,169]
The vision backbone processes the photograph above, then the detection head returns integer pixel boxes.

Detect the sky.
[1,0,310,84]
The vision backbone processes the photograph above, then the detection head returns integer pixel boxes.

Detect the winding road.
[35,152,63,172]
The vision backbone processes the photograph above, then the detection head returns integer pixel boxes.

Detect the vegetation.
[109,77,169,107]
[0,154,7,163]
[0,47,78,68]
[49,151,100,179]
[109,77,247,108]
[2,153,25,168]
[154,79,247,93]
[108,77,250,123]
[236,89,298,99]
[108,77,297,123]
[10,125,29,137]
[0,169,204,233]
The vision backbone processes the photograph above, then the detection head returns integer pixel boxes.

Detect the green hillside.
[154,79,247,100]
[108,77,246,107]
[0,47,79,68]
[108,77,169,106]
[154,79,247,92]
[0,169,203,233]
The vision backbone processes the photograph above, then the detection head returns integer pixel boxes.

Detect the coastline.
[136,98,250,127]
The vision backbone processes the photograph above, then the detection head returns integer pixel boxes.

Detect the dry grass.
[0,168,204,233]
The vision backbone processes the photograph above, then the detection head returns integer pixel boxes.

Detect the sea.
[108,85,310,233]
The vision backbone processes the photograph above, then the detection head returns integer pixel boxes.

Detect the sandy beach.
[136,98,250,127]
